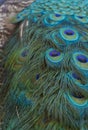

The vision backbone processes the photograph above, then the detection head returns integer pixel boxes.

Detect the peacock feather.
[1,0,88,130]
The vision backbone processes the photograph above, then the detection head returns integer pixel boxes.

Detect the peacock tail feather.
[1,0,88,130]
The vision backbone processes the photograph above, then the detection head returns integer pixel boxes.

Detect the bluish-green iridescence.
[2,0,88,130]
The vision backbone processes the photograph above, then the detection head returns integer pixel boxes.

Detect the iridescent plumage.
[1,0,88,130]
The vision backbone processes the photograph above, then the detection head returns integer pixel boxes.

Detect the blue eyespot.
[60,27,79,42]
[65,92,88,108]
[72,51,88,76]
[43,13,65,26]
[68,71,88,92]
[45,48,64,68]
[74,15,88,24]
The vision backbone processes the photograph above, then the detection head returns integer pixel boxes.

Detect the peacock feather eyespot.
[45,48,64,68]
[10,48,29,71]
[49,13,65,22]
[72,52,88,76]
[21,48,29,58]
[49,50,60,57]
[36,74,40,80]
[68,71,82,83]
[16,15,20,19]
[68,72,88,92]
[74,15,88,24]
[65,92,88,108]
[76,54,88,63]
[71,91,85,99]
[60,27,79,43]
[43,13,65,26]
[72,72,81,80]
[55,14,61,17]
[16,91,34,107]
[17,48,29,63]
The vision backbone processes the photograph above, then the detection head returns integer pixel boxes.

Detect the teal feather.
[1,0,88,130]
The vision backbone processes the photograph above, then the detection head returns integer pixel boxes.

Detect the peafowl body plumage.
[1,0,88,130]
[0,0,34,47]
